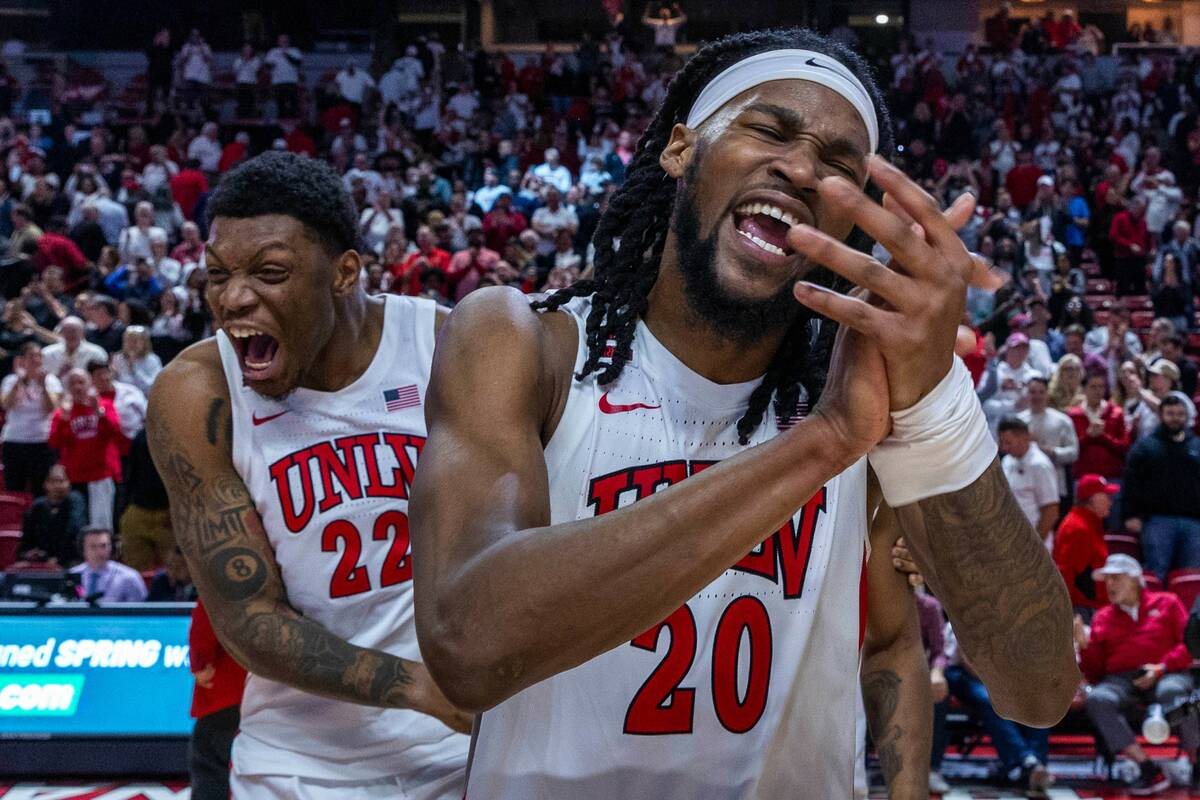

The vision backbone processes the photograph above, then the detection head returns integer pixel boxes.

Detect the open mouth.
[226,324,283,383]
[732,202,798,258]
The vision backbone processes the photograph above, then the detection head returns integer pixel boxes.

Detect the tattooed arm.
[863,481,931,800]
[145,341,469,731]
[891,459,1078,727]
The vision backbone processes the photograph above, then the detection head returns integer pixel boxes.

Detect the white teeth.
[227,325,263,339]
[244,359,271,370]
[735,202,798,227]
[737,228,787,256]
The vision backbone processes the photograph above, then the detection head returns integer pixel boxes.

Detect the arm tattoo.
[204,398,225,445]
[148,393,420,710]
[895,459,1077,717]
[862,670,904,786]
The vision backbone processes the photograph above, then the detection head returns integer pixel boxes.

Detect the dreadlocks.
[532,28,895,443]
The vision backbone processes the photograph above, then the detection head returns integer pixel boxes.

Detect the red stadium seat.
[0,529,21,571]
[1168,569,1200,612]
[1146,572,1164,592]
[1131,310,1156,330]
[0,492,31,528]
[1122,295,1153,311]
[1104,534,1141,560]
[1085,294,1116,311]
[1086,279,1113,295]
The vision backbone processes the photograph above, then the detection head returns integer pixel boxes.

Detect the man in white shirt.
[41,317,107,378]
[264,34,303,118]
[446,83,480,121]
[335,61,375,111]
[998,416,1060,542]
[472,167,510,214]
[342,153,384,204]
[379,47,424,109]
[1019,377,1079,508]
[187,122,222,174]
[529,186,578,257]
[983,333,1042,432]
[531,148,572,194]
[1131,147,1183,241]
[177,30,212,110]
[88,360,147,441]
[148,231,183,288]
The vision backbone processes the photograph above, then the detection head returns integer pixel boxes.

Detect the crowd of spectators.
[0,6,1200,793]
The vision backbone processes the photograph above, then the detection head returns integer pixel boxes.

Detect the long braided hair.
[533,28,895,443]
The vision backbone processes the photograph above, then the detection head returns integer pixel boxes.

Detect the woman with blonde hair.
[1048,354,1085,411]
[111,325,162,394]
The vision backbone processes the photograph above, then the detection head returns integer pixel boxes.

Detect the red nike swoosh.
[599,391,660,414]
[251,410,289,426]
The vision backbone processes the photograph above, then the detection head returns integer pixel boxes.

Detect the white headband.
[685,48,879,154]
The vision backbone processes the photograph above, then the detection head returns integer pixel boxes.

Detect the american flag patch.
[383,385,421,412]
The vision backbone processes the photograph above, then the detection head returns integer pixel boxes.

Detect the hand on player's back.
[787,155,983,412]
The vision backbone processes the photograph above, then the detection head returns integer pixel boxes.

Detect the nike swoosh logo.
[251,410,289,426]
[805,56,843,77]
[599,391,661,414]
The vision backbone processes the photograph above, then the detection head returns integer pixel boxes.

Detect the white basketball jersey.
[467,296,869,799]
[215,294,468,787]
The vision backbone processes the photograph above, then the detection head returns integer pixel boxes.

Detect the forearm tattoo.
[148,396,415,708]
[896,459,1076,701]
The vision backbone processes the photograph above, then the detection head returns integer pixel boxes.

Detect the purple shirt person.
[69,526,148,603]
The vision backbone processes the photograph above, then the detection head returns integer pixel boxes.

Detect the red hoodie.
[1052,506,1110,609]
[1069,402,1129,480]
[189,599,246,719]
[48,398,124,483]
[1081,590,1191,684]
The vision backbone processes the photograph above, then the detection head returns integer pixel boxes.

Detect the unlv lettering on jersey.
[586,460,827,599]
[268,433,425,533]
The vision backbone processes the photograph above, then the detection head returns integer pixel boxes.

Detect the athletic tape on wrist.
[867,356,996,508]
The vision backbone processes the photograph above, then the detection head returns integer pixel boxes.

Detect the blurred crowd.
[0,7,1199,794]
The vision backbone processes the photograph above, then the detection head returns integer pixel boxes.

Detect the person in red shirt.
[283,122,317,158]
[482,192,528,254]
[170,159,209,221]
[1080,554,1199,794]
[1004,150,1045,211]
[217,132,250,173]
[47,368,124,531]
[393,224,450,296]
[1068,370,1129,481]
[1110,196,1151,296]
[34,223,87,280]
[1053,474,1116,618]
[189,598,246,800]
[447,224,500,302]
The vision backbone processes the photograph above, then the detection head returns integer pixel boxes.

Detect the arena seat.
[1168,569,1200,612]
[1085,294,1115,311]
[1131,310,1156,330]
[1104,533,1141,560]
[0,529,21,571]
[1086,278,1113,295]
[1146,572,1164,592]
[0,492,31,528]
[1122,295,1153,311]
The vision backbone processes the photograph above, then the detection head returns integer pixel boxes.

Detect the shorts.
[230,769,464,800]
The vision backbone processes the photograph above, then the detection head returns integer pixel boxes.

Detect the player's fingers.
[944,192,977,230]
[868,155,959,249]
[787,224,913,308]
[817,178,933,272]
[969,253,1009,291]
[792,281,895,339]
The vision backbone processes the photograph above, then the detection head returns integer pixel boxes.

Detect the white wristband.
[867,356,996,507]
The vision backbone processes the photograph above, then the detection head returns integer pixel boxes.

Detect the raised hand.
[787,155,980,412]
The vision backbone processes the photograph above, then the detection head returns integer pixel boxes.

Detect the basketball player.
[146,153,469,798]
[410,29,1079,797]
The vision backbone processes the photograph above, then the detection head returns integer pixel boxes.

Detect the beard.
[669,159,807,347]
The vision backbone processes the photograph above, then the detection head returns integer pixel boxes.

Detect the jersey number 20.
[624,596,772,735]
